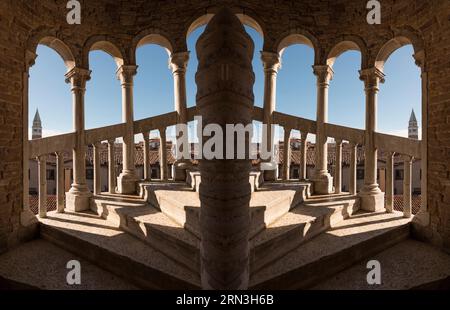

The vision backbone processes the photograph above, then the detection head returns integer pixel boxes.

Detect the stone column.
[403,155,413,218]
[196,8,253,289]
[170,52,191,181]
[261,51,281,181]
[37,155,47,218]
[349,143,358,195]
[334,139,343,194]
[108,139,116,194]
[312,65,334,194]
[65,68,92,212]
[159,128,168,181]
[386,152,395,213]
[56,152,65,213]
[93,142,101,195]
[358,68,385,211]
[143,132,151,181]
[117,65,138,194]
[282,127,291,180]
[300,132,308,180]
[21,50,39,227]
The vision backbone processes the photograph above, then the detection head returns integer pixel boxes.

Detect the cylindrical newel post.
[196,8,254,289]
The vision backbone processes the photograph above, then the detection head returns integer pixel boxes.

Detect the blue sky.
[29,25,421,141]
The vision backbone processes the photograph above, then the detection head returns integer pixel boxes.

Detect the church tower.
[32,109,42,139]
[408,109,418,140]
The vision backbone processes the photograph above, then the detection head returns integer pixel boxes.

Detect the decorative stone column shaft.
[403,155,413,218]
[358,67,385,211]
[117,65,138,194]
[65,68,92,212]
[196,8,254,289]
[261,51,281,181]
[312,65,334,194]
[55,152,65,213]
[170,52,191,181]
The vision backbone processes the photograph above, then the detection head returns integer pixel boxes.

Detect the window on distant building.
[395,169,404,180]
[86,168,93,180]
[357,169,364,180]
[46,169,55,180]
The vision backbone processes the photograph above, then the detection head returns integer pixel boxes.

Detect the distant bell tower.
[408,109,418,140]
[32,109,42,139]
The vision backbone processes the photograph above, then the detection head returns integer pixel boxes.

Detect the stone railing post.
[65,67,92,212]
[349,143,358,195]
[55,152,65,213]
[159,128,168,181]
[143,132,151,181]
[117,65,138,194]
[312,65,333,194]
[386,152,395,213]
[37,155,47,218]
[282,127,291,180]
[334,139,343,194]
[358,67,385,211]
[107,139,116,194]
[403,155,413,218]
[93,142,101,195]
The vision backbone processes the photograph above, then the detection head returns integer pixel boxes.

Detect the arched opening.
[376,39,424,216]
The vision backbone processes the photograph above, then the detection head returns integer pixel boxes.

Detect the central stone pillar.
[196,8,254,289]
[359,68,385,211]
[312,65,334,194]
[117,65,138,194]
[65,68,92,212]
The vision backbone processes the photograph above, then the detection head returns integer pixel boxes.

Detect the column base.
[312,172,333,195]
[358,188,385,212]
[66,189,92,212]
[173,161,191,181]
[117,172,138,194]
[20,207,39,227]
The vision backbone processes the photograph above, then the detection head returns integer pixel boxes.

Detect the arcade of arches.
[0,1,450,289]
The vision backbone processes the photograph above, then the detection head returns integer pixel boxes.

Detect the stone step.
[141,181,309,238]
[90,198,200,274]
[39,211,201,289]
[0,239,137,290]
[250,197,359,273]
[313,239,450,290]
[249,210,412,289]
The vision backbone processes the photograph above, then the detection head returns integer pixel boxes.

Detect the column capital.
[37,154,47,161]
[335,138,343,145]
[65,67,91,87]
[54,151,64,157]
[359,67,385,89]
[107,138,116,145]
[142,132,150,142]
[25,50,37,71]
[93,141,102,148]
[169,51,190,74]
[116,65,138,85]
[401,154,414,162]
[261,51,281,73]
[413,50,426,72]
[313,65,334,84]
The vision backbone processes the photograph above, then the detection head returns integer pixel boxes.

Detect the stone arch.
[326,36,368,69]
[185,9,265,40]
[375,27,425,71]
[82,36,126,68]
[131,29,174,63]
[275,30,320,64]
[27,29,76,71]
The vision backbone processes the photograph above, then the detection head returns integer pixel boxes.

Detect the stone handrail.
[375,132,421,159]
[324,123,365,145]
[29,132,75,158]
